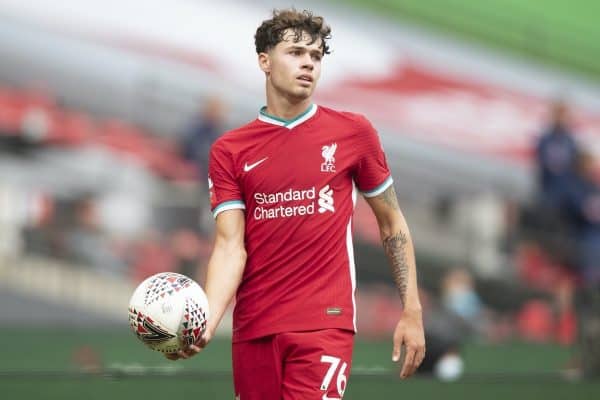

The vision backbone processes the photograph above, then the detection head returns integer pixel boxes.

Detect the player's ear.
[258,52,270,74]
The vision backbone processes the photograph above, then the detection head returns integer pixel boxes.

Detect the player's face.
[260,30,323,101]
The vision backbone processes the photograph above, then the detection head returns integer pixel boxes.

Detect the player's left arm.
[365,184,426,379]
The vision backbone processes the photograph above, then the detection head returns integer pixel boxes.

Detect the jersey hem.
[232,322,357,343]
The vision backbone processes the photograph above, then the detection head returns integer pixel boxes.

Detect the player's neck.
[264,94,313,121]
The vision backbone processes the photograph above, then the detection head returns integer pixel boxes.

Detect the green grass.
[0,328,573,374]
[3,377,600,400]
[331,0,600,80]
[1,328,599,399]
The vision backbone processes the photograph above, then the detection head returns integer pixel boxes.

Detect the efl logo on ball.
[128,272,209,353]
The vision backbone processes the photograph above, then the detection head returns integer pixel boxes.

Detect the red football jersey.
[208,104,392,342]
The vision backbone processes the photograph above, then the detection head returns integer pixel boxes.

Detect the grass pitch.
[1,328,599,399]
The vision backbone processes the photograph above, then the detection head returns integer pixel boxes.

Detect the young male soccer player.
[168,9,425,398]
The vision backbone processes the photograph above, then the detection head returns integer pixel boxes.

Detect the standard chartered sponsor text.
[254,203,316,220]
[254,187,315,205]
[253,187,333,220]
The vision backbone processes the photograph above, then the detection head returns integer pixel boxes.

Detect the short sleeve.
[208,140,245,218]
[353,116,393,197]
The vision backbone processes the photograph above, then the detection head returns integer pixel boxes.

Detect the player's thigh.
[232,336,282,400]
[281,329,354,400]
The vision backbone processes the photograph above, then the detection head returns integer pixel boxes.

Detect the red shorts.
[232,329,354,400]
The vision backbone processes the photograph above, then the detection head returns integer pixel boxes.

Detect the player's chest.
[237,131,354,191]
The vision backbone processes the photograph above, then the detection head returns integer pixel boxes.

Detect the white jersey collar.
[258,104,318,130]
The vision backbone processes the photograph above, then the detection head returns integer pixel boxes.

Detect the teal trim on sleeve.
[362,176,394,198]
[212,200,245,218]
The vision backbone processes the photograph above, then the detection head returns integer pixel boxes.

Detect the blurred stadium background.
[1,0,600,398]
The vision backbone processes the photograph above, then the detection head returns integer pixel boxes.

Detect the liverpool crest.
[320,143,337,172]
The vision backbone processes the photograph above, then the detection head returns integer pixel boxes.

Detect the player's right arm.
[202,208,247,340]
[166,208,246,360]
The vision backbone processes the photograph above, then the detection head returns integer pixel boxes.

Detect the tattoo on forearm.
[378,186,400,210]
[383,232,409,308]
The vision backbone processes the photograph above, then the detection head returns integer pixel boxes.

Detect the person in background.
[181,97,226,233]
[65,196,127,276]
[535,99,580,213]
[440,268,485,337]
[181,96,226,177]
[417,288,466,381]
[528,99,582,268]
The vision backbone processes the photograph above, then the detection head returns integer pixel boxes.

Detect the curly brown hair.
[255,9,331,56]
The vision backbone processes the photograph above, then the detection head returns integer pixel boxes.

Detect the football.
[128,272,209,353]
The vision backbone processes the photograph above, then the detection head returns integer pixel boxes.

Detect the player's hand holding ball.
[127,272,210,360]
[165,322,214,361]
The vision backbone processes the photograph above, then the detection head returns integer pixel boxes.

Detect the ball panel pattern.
[128,306,176,348]
[143,272,193,306]
[181,297,208,346]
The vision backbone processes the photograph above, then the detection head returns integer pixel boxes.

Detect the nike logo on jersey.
[243,157,268,172]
